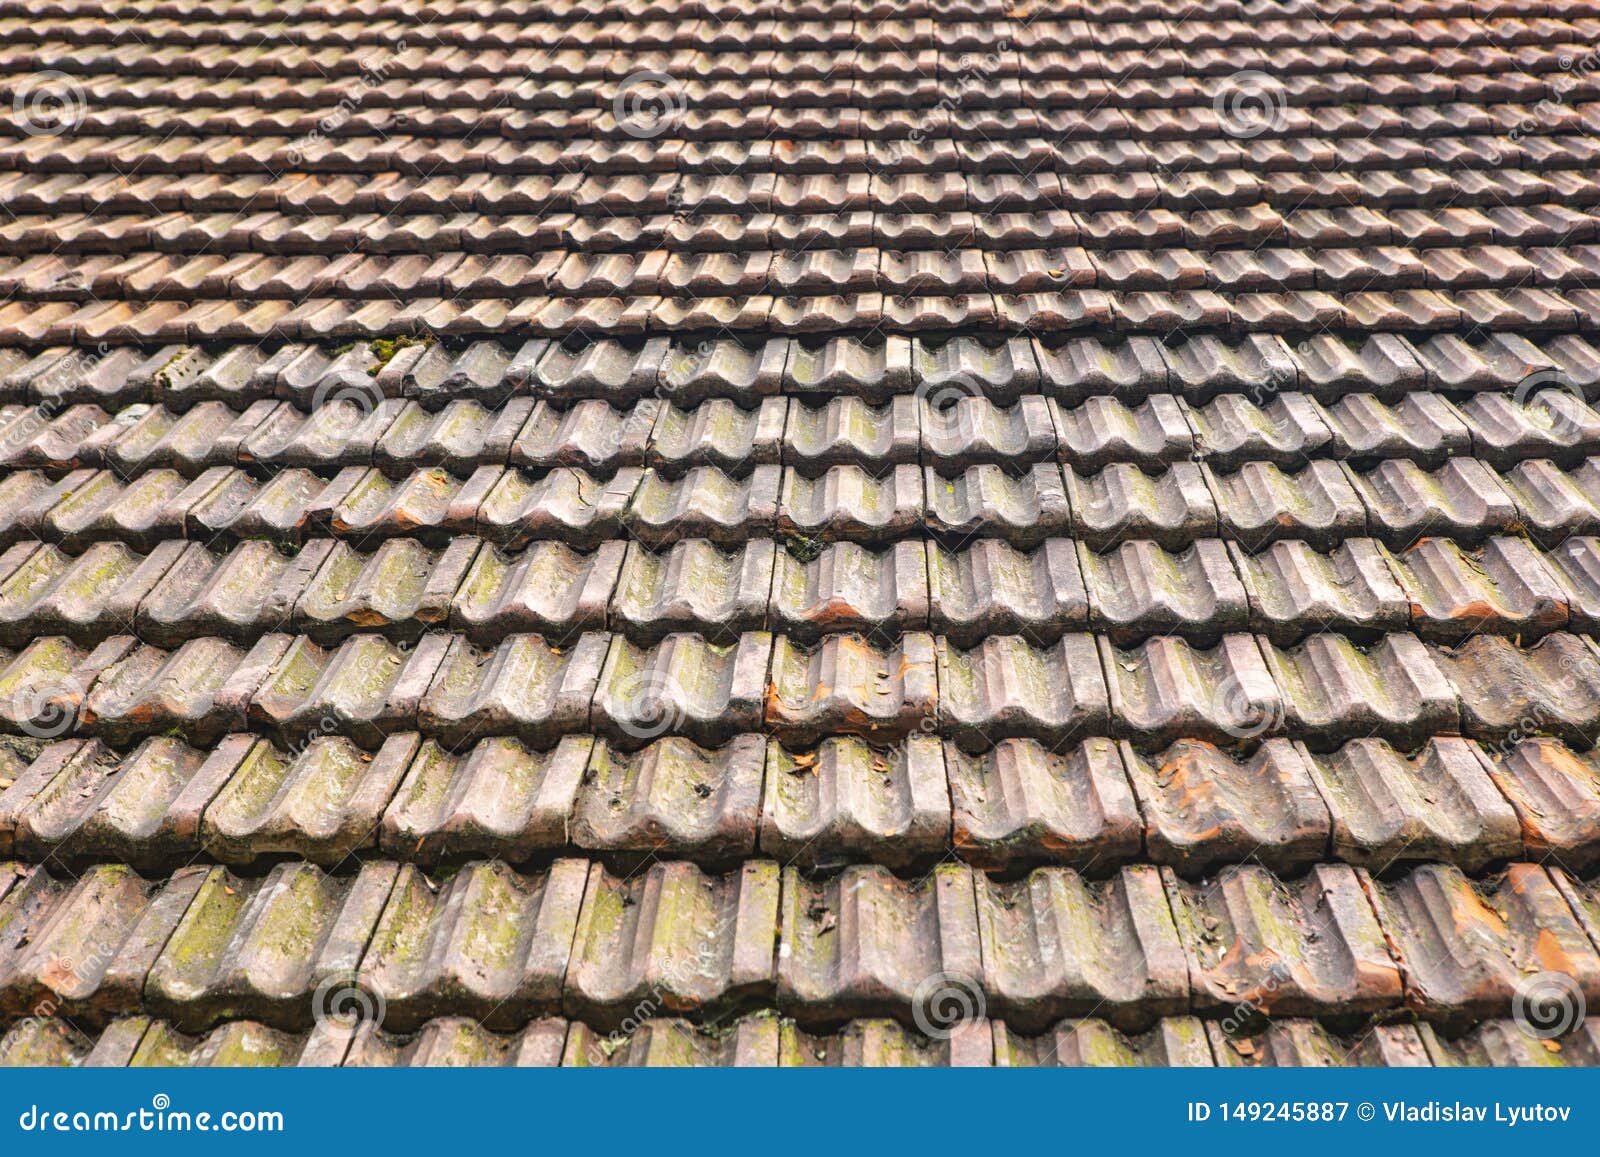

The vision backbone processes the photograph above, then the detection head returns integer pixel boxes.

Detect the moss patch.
[367,334,429,375]
[781,532,825,563]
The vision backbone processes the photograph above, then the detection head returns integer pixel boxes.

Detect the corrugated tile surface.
[4,0,1600,1066]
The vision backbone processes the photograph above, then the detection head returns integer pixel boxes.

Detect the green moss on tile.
[782,532,825,563]
[367,335,428,374]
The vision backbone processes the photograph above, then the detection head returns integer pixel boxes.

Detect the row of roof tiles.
[9,530,1600,651]
[10,454,1600,552]
[12,168,1600,232]
[2,856,1597,1032]
[12,0,1585,25]
[2,334,1579,411]
[6,1012,1597,1069]
[1,729,1593,874]
[10,245,1599,302]
[11,171,1600,231]
[17,99,1600,141]
[5,625,1600,750]
[14,132,1600,176]
[12,45,1600,85]
[12,10,1600,49]
[7,291,1600,345]
[16,388,1600,485]
[10,69,1600,111]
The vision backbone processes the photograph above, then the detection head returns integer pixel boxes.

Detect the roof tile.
[777,863,981,1027]
[1167,862,1403,1018]
[1124,738,1330,874]
[759,735,950,871]
[566,859,779,1027]
[1372,863,1600,1027]
[359,859,587,1032]
[975,865,1187,1032]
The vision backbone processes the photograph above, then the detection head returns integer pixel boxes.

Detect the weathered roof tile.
[359,859,587,1032]
[778,863,981,1027]
[567,860,778,1027]
[760,731,949,868]
[1371,864,1600,1028]
[975,865,1187,1032]
[144,861,395,1031]
[1166,863,1403,1018]
[946,737,1141,873]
